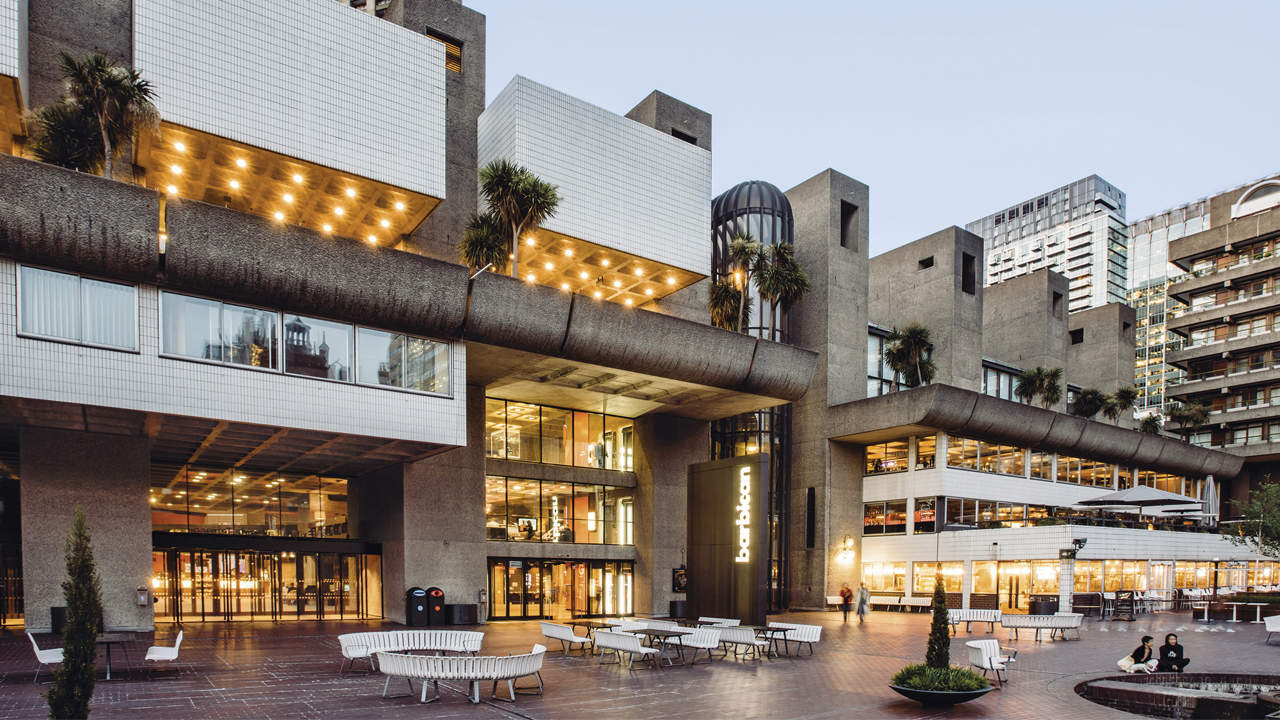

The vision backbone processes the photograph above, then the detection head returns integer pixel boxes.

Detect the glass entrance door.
[487,558,635,620]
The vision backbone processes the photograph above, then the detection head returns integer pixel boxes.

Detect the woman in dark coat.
[1156,633,1190,672]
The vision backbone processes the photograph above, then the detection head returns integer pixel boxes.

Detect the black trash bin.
[668,600,688,619]
[50,607,67,635]
[448,603,478,625]
[405,587,429,626]
[1029,598,1059,615]
[425,587,446,626]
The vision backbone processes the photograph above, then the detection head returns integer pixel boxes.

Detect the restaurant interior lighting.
[601,258,610,267]
[526,274,536,282]
[334,206,344,216]
[165,184,178,195]
[282,193,294,203]
[579,271,589,280]
[169,164,182,175]
[593,290,602,299]
[367,234,377,244]
[634,268,644,276]
[173,141,185,152]
[394,201,405,211]
[272,211,284,221]
[322,224,332,233]
[563,248,573,257]
[292,173,304,184]
[380,219,390,228]
[544,262,554,270]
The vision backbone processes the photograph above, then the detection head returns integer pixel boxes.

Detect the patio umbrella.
[1076,486,1203,509]
[1202,477,1218,524]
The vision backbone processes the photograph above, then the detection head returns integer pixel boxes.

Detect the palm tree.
[708,278,748,331]
[1014,367,1044,405]
[727,233,762,333]
[1041,367,1063,409]
[58,52,157,180]
[26,100,103,173]
[754,243,810,342]
[1070,388,1108,419]
[457,210,508,274]
[1166,402,1211,443]
[478,159,561,278]
[1139,414,1163,435]
[885,323,935,388]
[1103,386,1140,424]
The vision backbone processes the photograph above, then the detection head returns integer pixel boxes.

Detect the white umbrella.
[1202,477,1218,525]
[1076,486,1203,509]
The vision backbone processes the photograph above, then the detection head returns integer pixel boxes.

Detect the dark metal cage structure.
[710,180,795,611]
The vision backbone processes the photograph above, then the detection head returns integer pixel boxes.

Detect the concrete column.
[633,414,708,617]
[828,441,862,597]
[1059,556,1075,612]
[20,427,152,632]
[351,385,486,622]
[961,559,972,610]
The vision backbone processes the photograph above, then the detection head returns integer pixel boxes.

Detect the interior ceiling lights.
[513,228,702,307]
[136,122,440,248]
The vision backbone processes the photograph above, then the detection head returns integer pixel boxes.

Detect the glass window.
[540,406,572,466]
[162,293,223,361]
[998,446,1025,476]
[862,502,885,535]
[506,479,540,541]
[1031,560,1059,595]
[404,336,450,394]
[996,503,1025,527]
[978,440,1000,473]
[20,266,137,350]
[573,484,603,544]
[284,315,353,380]
[485,399,508,458]
[972,561,997,594]
[356,328,401,387]
[913,497,936,533]
[865,439,909,474]
[485,476,507,541]
[862,562,906,592]
[222,303,278,369]
[1030,451,1052,479]
[542,482,573,542]
[885,499,907,534]
[606,487,634,545]
[603,416,633,471]
[916,435,937,469]
[977,500,997,526]
[946,435,979,470]
[503,402,541,463]
[1057,455,1081,484]
[945,497,975,526]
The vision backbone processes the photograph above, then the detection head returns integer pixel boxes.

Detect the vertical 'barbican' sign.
[734,466,751,563]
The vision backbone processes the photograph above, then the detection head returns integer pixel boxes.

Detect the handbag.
[1116,656,1135,672]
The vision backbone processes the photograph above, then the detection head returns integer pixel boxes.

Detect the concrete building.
[0,0,816,630]
[967,175,1129,314]
[1163,172,1280,505]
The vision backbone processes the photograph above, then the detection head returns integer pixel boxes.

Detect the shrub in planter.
[892,664,989,692]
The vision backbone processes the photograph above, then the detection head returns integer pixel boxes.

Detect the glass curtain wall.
[487,558,634,620]
[485,399,634,471]
[151,467,348,538]
[485,476,632,545]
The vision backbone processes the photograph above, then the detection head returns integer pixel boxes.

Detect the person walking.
[839,583,854,622]
[1156,633,1190,672]
[1119,635,1157,673]
[855,582,871,624]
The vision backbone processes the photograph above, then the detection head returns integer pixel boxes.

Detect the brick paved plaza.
[1,609,1277,719]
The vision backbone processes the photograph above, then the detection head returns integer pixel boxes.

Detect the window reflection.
[484,476,634,545]
[285,315,352,380]
[483,399,633,470]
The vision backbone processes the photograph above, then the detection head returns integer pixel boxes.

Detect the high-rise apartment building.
[1126,201,1209,414]
[966,176,1129,314]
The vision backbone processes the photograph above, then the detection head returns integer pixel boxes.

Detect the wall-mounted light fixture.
[836,534,856,565]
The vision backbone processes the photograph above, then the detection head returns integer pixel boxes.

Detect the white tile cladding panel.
[133,0,446,197]
[0,261,466,447]
[863,526,1265,564]
[865,468,1125,508]
[479,76,712,276]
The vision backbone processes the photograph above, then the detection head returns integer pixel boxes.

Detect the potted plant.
[890,578,994,707]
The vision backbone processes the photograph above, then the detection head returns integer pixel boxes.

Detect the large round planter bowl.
[890,684,995,707]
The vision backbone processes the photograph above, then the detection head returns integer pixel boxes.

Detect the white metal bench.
[337,630,484,674]
[375,644,545,704]
[594,630,659,670]
[1265,615,1280,645]
[767,622,821,655]
[948,609,1002,634]
[669,627,722,665]
[539,621,592,655]
[718,626,769,660]
[965,639,1016,688]
[697,616,741,626]
[999,613,1084,642]
[825,595,844,608]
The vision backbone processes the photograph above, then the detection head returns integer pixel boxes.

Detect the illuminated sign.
[734,466,751,563]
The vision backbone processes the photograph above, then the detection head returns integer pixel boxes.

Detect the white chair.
[718,626,769,660]
[965,639,1016,688]
[144,630,184,676]
[594,630,658,670]
[669,627,721,665]
[1265,615,1280,645]
[27,632,63,684]
[768,622,822,655]
[539,622,591,655]
[697,616,741,626]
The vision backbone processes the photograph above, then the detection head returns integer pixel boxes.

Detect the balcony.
[1170,209,1280,269]
[1166,293,1280,334]
[1167,364,1280,399]
[1209,403,1280,426]
[1168,253,1280,303]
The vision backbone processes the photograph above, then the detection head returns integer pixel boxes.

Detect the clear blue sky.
[469,1,1280,256]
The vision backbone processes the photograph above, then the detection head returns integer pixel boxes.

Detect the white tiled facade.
[133,0,446,197]
[0,260,467,446]
[0,0,24,96]
[478,76,712,276]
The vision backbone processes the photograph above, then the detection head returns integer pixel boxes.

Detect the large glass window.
[284,315,353,380]
[862,562,906,591]
[1030,451,1052,480]
[946,436,979,470]
[162,293,277,368]
[504,402,542,463]
[540,407,572,466]
[223,303,279,369]
[19,265,137,350]
[483,399,633,470]
[484,477,634,545]
[913,497,936,533]
[972,561,997,594]
[151,468,348,538]
[485,476,508,541]
[506,479,540,542]
[353,327,450,395]
[916,435,937,469]
[1074,560,1103,592]
[863,502,886,535]
[885,500,908,534]
[865,439,909,475]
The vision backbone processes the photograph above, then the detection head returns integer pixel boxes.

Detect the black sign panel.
[686,454,769,626]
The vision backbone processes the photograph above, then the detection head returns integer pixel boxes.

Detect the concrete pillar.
[1059,556,1075,612]
[827,442,862,597]
[351,385,486,622]
[961,559,973,610]
[20,427,152,632]
[633,414,708,617]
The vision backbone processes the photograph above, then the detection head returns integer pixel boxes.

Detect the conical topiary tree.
[925,575,950,669]
[48,508,102,719]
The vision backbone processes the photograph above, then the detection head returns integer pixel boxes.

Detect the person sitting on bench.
[1156,633,1190,672]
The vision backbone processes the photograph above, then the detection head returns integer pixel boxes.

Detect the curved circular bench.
[337,630,485,674]
[376,644,546,704]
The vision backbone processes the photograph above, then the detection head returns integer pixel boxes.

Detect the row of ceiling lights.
[517,237,678,305]
[164,142,407,244]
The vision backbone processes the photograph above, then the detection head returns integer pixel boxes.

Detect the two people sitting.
[1120,633,1190,674]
